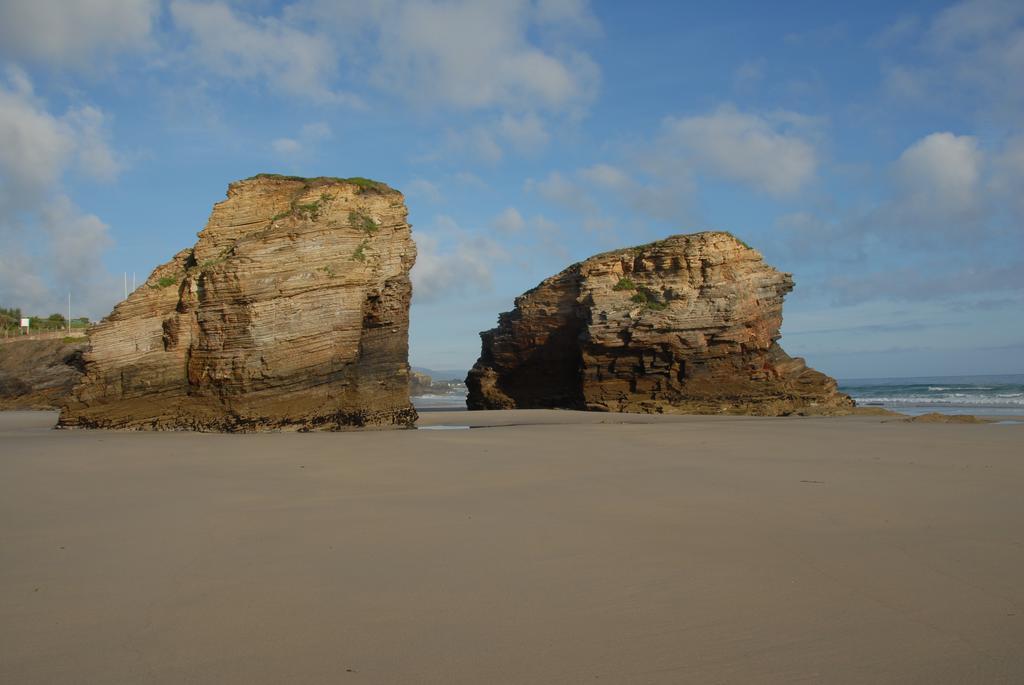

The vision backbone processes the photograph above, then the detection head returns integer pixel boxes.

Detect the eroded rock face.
[59,174,417,431]
[0,338,87,410]
[467,232,853,416]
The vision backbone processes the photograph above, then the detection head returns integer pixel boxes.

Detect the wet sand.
[2,410,1022,684]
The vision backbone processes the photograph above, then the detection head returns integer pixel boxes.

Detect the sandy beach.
[1,409,1022,684]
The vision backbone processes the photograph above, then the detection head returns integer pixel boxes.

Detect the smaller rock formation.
[410,370,435,396]
[0,338,87,410]
[467,232,853,416]
[60,174,417,431]
[408,370,468,397]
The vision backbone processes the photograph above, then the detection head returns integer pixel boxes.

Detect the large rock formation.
[467,232,853,416]
[59,174,417,431]
[0,337,87,410]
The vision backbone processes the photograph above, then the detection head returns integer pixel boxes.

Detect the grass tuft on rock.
[630,286,669,310]
[349,211,379,234]
[613,277,637,291]
[352,240,369,262]
[149,275,180,289]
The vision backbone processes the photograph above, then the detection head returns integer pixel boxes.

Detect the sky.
[0,0,1021,379]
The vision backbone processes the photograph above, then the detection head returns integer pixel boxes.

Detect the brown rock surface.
[467,232,853,416]
[0,337,87,410]
[59,174,417,431]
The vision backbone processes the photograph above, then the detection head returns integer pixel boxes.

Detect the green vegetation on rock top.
[244,173,394,194]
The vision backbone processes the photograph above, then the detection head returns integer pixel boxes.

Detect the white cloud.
[825,261,1024,304]
[170,1,361,106]
[65,106,122,181]
[881,65,929,102]
[1,196,118,317]
[444,126,504,164]
[406,178,442,204]
[0,70,120,317]
[891,132,983,219]
[991,135,1024,217]
[578,162,692,223]
[774,129,1024,308]
[777,132,989,253]
[39,196,118,304]
[0,72,74,209]
[493,207,525,234]
[0,69,120,210]
[662,105,818,196]
[528,160,693,232]
[371,1,598,111]
[270,121,332,156]
[271,138,302,155]
[927,0,1024,49]
[290,0,599,113]
[441,111,553,164]
[533,0,601,34]
[163,0,599,160]
[412,216,507,303]
[879,0,1024,119]
[527,106,817,232]
[497,112,550,152]
[300,122,331,141]
[526,171,594,213]
[733,59,765,90]
[0,238,50,313]
[454,171,488,189]
[871,15,921,50]
[579,163,631,189]
[531,214,569,259]
[0,0,158,66]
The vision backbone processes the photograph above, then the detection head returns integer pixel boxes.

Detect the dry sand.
[1,409,1022,684]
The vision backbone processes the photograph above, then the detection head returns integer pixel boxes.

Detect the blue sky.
[1,0,1021,379]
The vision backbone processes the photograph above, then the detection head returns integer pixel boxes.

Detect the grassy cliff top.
[242,173,397,194]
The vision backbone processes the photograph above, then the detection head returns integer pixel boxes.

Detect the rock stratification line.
[59,174,417,431]
[467,232,853,416]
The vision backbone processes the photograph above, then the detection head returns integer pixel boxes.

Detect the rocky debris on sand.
[902,412,991,424]
[59,174,417,431]
[467,232,853,416]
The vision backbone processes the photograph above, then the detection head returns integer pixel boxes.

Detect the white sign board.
[20,318,30,327]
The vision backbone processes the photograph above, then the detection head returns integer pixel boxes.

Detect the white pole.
[67,292,71,333]
[123,272,127,300]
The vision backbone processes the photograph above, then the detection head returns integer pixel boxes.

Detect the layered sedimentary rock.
[0,338,87,410]
[60,174,417,431]
[467,232,853,416]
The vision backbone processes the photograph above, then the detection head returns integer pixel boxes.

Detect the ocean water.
[412,393,468,410]
[839,374,1024,416]
[412,374,1024,417]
